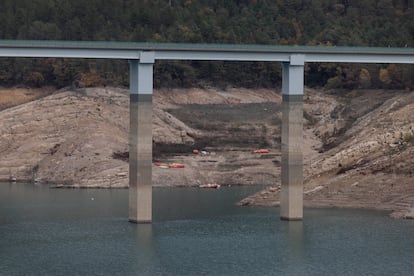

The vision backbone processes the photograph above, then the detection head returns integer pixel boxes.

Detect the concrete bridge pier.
[280,55,305,221]
[128,52,155,223]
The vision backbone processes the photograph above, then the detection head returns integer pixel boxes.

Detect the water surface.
[1,183,413,275]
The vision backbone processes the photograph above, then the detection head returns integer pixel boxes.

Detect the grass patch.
[167,102,280,128]
[0,87,54,111]
[216,162,260,171]
[345,90,364,98]
[403,133,414,144]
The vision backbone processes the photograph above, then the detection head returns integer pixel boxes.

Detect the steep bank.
[240,89,414,219]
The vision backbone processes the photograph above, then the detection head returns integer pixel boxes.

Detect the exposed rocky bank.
[0,86,413,218]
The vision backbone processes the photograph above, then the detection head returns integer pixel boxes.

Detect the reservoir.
[1,183,413,275]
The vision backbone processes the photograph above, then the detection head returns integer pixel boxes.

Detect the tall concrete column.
[129,52,155,223]
[280,55,304,221]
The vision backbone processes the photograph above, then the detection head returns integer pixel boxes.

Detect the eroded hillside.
[1,86,413,218]
[241,89,414,219]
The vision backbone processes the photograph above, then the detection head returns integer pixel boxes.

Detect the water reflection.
[136,224,153,246]
[286,220,304,252]
[134,224,155,272]
[288,221,305,272]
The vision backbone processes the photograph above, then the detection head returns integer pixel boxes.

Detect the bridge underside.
[128,55,306,223]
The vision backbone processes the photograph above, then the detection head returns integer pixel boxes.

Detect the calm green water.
[1,183,414,276]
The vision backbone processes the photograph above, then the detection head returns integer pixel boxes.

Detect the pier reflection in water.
[1,183,414,275]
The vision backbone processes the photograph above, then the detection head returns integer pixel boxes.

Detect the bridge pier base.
[128,52,154,223]
[280,56,304,221]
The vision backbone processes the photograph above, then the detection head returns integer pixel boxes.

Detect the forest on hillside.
[0,0,413,89]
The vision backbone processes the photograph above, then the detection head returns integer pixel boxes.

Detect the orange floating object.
[167,163,185,168]
[253,149,270,154]
[154,162,185,168]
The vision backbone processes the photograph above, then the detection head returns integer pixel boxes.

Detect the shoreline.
[2,180,413,219]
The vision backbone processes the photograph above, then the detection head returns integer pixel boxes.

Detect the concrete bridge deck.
[0,40,413,63]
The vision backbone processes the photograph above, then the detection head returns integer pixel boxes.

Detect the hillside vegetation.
[0,0,413,88]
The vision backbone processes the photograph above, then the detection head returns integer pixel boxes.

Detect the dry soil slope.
[0,87,200,187]
[241,90,414,218]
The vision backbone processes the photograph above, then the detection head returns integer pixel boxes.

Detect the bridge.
[1,40,413,223]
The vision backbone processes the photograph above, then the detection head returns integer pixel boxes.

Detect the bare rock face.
[242,89,414,218]
[0,88,127,186]
[0,87,199,187]
[153,107,199,145]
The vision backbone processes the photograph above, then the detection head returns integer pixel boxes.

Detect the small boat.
[199,183,221,189]
[154,162,185,169]
[168,163,185,168]
[253,149,270,154]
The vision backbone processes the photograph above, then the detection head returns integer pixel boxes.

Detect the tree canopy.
[0,0,413,89]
